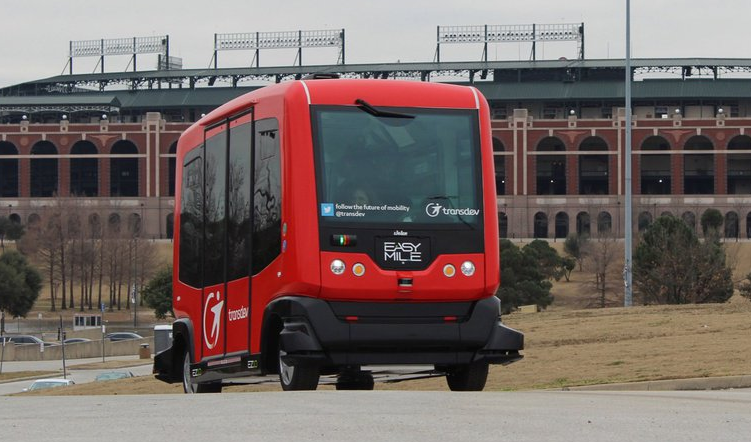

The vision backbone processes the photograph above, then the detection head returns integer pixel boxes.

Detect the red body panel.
[173,79,500,363]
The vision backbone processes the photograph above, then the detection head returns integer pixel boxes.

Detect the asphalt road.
[1,390,749,442]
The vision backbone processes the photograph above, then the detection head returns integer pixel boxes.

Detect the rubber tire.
[335,371,375,390]
[278,345,320,391]
[445,361,489,391]
[182,351,222,394]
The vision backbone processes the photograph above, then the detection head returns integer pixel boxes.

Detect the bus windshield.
[313,106,482,226]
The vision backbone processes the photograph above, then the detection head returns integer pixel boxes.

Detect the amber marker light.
[352,263,366,277]
[443,264,456,277]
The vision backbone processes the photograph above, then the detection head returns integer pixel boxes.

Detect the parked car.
[0,335,56,346]
[95,371,135,381]
[62,337,92,344]
[104,332,143,342]
[24,378,75,391]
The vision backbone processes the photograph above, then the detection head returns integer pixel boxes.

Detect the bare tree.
[584,232,622,308]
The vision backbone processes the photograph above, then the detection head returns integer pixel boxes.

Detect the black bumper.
[275,296,523,367]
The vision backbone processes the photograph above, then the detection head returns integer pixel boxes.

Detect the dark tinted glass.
[252,119,281,274]
[228,121,252,281]
[204,131,227,287]
[178,150,203,288]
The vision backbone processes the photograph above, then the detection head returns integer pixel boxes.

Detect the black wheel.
[336,370,375,390]
[279,345,320,391]
[445,361,489,391]
[182,351,222,394]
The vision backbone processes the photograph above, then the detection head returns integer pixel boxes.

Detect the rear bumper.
[276,296,523,367]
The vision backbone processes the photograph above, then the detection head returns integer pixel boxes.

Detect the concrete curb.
[558,375,751,391]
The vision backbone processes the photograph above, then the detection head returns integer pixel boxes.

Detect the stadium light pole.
[624,0,634,307]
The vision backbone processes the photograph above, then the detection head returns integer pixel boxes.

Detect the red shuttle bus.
[154,76,523,392]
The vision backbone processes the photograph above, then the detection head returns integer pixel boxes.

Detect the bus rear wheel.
[182,351,222,394]
[278,346,320,391]
[445,361,489,391]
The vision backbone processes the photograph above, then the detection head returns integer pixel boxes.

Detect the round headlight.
[443,264,456,278]
[330,259,346,275]
[460,261,476,276]
[352,263,365,277]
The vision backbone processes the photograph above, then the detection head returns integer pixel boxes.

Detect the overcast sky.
[1,0,750,88]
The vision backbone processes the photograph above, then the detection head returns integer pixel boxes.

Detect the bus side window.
[179,150,203,288]
[252,119,281,274]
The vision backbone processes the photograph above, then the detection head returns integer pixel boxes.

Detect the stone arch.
[576,211,590,236]
[727,135,751,194]
[110,140,139,197]
[640,135,671,194]
[597,211,612,235]
[166,213,175,239]
[555,211,569,239]
[493,137,506,195]
[168,140,178,197]
[31,140,58,197]
[578,136,609,195]
[683,135,714,194]
[9,213,21,224]
[724,211,739,239]
[534,212,548,238]
[70,140,99,196]
[0,141,19,197]
[638,211,653,232]
[682,211,696,232]
[536,136,566,195]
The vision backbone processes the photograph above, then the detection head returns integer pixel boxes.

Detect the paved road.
[1,390,749,442]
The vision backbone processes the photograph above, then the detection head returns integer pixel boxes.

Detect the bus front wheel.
[445,361,489,391]
[278,345,320,391]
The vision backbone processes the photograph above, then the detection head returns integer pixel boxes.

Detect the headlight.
[460,261,476,276]
[330,259,345,275]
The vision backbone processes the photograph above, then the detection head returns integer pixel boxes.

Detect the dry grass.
[18,297,751,395]
[12,242,751,395]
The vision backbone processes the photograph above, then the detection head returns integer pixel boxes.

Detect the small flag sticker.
[321,203,334,217]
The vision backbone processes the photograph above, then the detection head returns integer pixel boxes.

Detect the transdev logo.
[321,203,334,217]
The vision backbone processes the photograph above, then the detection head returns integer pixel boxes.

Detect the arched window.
[555,212,569,239]
[727,135,751,194]
[640,136,671,194]
[724,211,739,239]
[110,140,139,197]
[493,138,506,195]
[31,141,58,197]
[0,141,19,197]
[578,136,609,195]
[108,213,121,235]
[638,211,653,232]
[576,211,590,236]
[166,213,175,240]
[127,213,142,237]
[683,135,714,194]
[536,137,566,195]
[682,211,696,232]
[70,140,98,196]
[597,211,612,235]
[534,212,548,238]
[9,213,21,224]
[168,141,178,197]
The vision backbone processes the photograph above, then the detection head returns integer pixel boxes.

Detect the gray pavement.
[1,390,750,442]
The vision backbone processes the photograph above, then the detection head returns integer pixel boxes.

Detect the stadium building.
[2,27,751,240]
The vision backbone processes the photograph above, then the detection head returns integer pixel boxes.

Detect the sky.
[1,0,750,88]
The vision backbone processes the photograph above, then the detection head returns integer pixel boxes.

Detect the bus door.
[224,113,254,355]
[201,112,255,360]
[201,123,228,359]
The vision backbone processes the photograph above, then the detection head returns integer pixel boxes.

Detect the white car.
[24,378,75,392]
